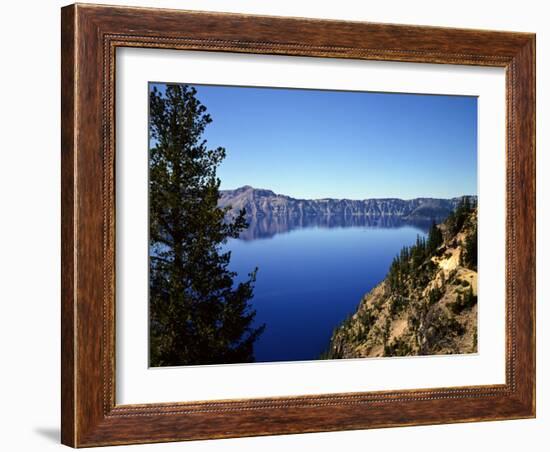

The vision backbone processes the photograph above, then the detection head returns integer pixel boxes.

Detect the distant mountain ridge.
[219,186,477,221]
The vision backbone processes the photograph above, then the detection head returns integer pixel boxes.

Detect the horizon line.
[220,185,477,202]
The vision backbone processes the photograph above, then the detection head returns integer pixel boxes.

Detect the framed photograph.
[61,4,536,447]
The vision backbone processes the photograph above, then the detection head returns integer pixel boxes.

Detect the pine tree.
[462,225,478,271]
[449,196,473,235]
[148,84,264,367]
[463,285,477,309]
[427,220,443,253]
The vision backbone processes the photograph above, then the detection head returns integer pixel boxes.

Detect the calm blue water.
[225,219,427,363]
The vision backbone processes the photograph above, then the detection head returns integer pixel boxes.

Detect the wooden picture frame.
[61,3,535,447]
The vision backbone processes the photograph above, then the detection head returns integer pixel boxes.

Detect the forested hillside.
[326,198,478,359]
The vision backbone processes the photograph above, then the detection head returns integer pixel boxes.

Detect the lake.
[225,216,429,363]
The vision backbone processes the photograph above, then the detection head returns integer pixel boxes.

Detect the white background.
[0,0,546,451]
[117,49,506,404]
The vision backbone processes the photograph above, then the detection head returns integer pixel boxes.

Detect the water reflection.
[238,214,437,240]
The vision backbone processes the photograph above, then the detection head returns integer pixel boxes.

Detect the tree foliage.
[148,84,264,367]
[462,226,478,271]
[426,220,443,254]
[450,285,477,314]
[447,196,475,235]
[387,225,441,294]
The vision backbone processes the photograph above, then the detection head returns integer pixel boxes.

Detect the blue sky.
[150,83,477,200]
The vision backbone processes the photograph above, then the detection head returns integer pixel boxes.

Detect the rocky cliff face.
[219,186,476,221]
[326,206,478,359]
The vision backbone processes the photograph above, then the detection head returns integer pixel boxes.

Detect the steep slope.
[219,186,476,221]
[326,203,478,359]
